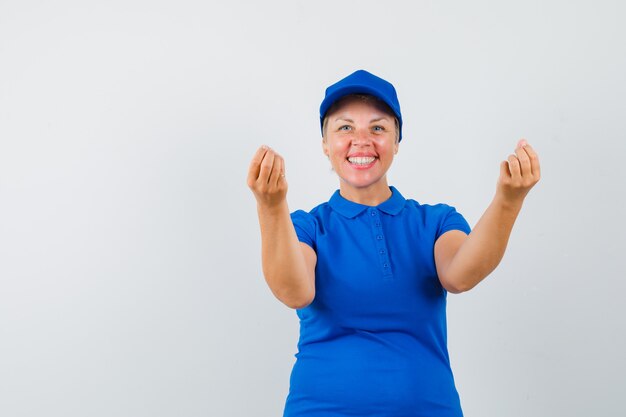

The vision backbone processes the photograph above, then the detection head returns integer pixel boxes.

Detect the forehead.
[326,95,395,121]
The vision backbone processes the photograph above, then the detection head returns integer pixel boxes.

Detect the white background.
[1,1,625,416]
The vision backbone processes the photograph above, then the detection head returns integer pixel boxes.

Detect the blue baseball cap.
[319,69,403,141]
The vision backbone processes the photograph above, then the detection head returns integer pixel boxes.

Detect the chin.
[340,177,383,189]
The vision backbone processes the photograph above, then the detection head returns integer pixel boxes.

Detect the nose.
[352,127,372,146]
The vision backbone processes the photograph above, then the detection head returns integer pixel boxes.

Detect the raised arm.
[435,139,541,293]
[247,145,317,309]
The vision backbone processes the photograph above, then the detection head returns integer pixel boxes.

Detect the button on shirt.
[283,186,472,417]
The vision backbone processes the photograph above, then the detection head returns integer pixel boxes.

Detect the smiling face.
[322,94,400,204]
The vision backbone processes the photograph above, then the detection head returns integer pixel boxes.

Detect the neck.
[339,180,392,206]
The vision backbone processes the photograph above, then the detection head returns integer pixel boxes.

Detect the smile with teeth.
[347,156,377,166]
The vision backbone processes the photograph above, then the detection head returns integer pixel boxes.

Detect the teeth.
[348,156,376,165]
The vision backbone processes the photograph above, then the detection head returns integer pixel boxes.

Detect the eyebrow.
[333,117,391,123]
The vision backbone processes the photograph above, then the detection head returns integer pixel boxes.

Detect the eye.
[372,125,385,132]
[339,125,352,131]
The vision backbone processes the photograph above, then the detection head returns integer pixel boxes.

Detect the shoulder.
[401,196,471,237]
[288,207,317,251]
[289,202,330,244]
[403,198,459,218]
[290,201,328,223]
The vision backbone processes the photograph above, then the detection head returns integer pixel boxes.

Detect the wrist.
[492,192,525,213]
[256,199,289,216]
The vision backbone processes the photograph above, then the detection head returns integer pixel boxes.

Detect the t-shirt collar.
[328,185,406,218]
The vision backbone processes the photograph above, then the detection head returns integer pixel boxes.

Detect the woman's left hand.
[495,139,541,206]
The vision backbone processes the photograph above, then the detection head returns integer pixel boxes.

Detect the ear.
[394,142,399,155]
[322,138,329,157]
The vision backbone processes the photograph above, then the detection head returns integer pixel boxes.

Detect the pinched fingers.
[247,145,269,187]
[515,145,532,178]
[247,145,288,207]
[507,154,521,179]
[515,142,541,186]
[258,148,276,185]
[522,143,541,179]
[273,155,286,187]
[497,140,541,204]
[268,152,284,185]
[499,160,510,180]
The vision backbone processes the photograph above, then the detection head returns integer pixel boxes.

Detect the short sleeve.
[290,210,317,251]
[435,204,472,241]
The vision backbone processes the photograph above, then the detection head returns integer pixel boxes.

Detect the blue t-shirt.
[283,186,472,417]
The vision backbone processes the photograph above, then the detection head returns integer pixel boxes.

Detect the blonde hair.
[321,94,400,143]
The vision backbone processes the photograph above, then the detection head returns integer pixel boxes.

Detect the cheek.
[375,140,396,154]
[330,142,349,156]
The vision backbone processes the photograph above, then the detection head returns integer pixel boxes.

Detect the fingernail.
[519,139,528,147]
[261,145,268,150]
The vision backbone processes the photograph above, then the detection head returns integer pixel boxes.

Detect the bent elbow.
[285,293,315,309]
[290,298,313,310]
[278,287,315,310]
[443,284,466,294]
[441,277,474,294]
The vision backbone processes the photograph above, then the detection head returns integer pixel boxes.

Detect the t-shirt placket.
[368,208,394,280]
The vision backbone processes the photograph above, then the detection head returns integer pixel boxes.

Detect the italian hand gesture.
[247,145,288,209]
[496,139,541,205]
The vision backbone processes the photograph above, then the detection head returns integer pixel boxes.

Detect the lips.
[346,155,377,169]
[348,156,376,164]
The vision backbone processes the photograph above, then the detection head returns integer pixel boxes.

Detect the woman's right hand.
[247,145,288,209]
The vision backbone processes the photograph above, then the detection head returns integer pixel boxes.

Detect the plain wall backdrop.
[1,1,625,416]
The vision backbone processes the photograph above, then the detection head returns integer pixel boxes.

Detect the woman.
[247,70,540,416]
